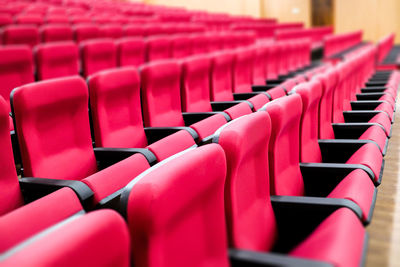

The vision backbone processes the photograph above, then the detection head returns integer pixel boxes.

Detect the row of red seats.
[0,37,311,131]
[2,45,397,265]
[275,26,333,49]
[323,30,363,58]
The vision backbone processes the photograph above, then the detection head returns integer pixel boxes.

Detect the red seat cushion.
[346,143,383,183]
[224,102,253,120]
[189,114,227,141]
[358,125,387,153]
[248,94,270,111]
[375,102,394,120]
[327,169,376,221]
[369,112,392,136]
[290,208,365,267]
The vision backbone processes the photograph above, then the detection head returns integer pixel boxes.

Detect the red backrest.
[45,15,70,24]
[181,55,213,112]
[80,38,117,77]
[123,144,229,267]
[140,60,185,127]
[15,14,44,26]
[170,35,192,59]
[88,67,148,148]
[190,113,228,142]
[2,25,39,47]
[232,47,254,93]
[210,51,234,101]
[147,130,196,161]
[73,24,99,42]
[99,24,123,39]
[40,24,74,43]
[253,45,267,85]
[213,112,277,251]
[263,94,305,196]
[332,63,346,123]
[12,76,98,180]
[266,44,278,80]
[35,42,79,80]
[123,24,147,37]
[190,34,209,54]
[116,37,146,67]
[315,69,338,139]
[0,96,23,216]
[0,46,34,120]
[145,36,171,62]
[293,81,323,163]
[70,16,92,24]
[0,14,13,27]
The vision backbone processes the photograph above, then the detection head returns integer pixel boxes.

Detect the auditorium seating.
[35,42,80,80]
[212,111,367,265]
[0,0,398,266]
[0,95,131,266]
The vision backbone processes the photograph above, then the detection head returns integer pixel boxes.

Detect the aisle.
[366,96,400,267]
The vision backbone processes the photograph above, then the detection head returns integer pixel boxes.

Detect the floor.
[366,98,400,267]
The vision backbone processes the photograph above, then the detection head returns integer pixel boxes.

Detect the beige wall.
[139,0,400,43]
[334,0,400,43]
[144,0,262,17]
[262,0,311,27]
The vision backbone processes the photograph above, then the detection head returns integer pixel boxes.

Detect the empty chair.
[1,25,39,47]
[145,36,171,62]
[123,24,147,37]
[45,14,70,24]
[0,95,131,266]
[40,24,73,43]
[35,42,79,80]
[15,14,44,26]
[120,144,231,267]
[80,39,117,77]
[212,111,368,266]
[262,94,378,223]
[0,13,13,27]
[99,24,123,39]
[232,47,254,93]
[70,16,92,24]
[11,76,157,207]
[0,45,34,130]
[170,35,192,59]
[73,24,99,42]
[190,34,209,54]
[116,37,145,67]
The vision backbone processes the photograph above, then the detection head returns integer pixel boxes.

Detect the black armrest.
[229,249,332,267]
[318,139,380,163]
[361,87,388,93]
[93,147,157,168]
[182,112,229,125]
[266,78,285,84]
[211,101,244,111]
[332,123,386,140]
[356,92,388,101]
[233,92,261,99]
[343,110,390,123]
[270,195,362,253]
[300,162,375,196]
[365,81,387,87]
[19,177,94,208]
[144,126,199,144]
[251,85,270,92]
[350,100,387,111]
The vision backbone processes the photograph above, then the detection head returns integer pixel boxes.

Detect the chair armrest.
[229,249,332,267]
[270,195,362,252]
[365,81,387,87]
[361,87,388,93]
[332,123,386,139]
[350,100,386,110]
[144,127,199,144]
[93,147,157,168]
[356,93,387,101]
[182,112,229,125]
[300,162,375,196]
[211,101,244,111]
[19,177,94,208]
[251,85,270,92]
[318,139,380,163]
[343,110,389,123]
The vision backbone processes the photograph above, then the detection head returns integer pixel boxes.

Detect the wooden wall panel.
[262,0,311,27]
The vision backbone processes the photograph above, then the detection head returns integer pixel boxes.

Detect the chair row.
[324,30,363,58]
[0,38,312,130]
[3,60,397,266]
